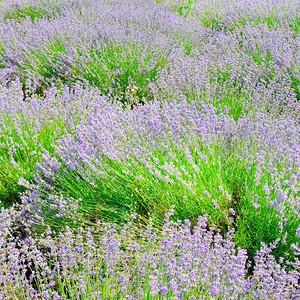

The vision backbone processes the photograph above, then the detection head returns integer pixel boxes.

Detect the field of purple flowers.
[0,0,299,298]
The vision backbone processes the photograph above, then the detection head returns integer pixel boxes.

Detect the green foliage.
[290,72,300,101]
[288,16,300,33]
[39,143,223,231]
[0,38,5,70]
[176,0,196,18]
[233,160,300,268]
[20,37,70,98]
[0,104,81,209]
[8,35,168,106]
[3,1,61,22]
[72,42,168,107]
[0,167,26,208]
[198,11,226,31]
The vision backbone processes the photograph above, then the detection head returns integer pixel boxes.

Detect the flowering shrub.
[0,207,299,299]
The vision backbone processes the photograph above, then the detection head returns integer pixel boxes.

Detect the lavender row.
[0,206,299,299]
[0,0,299,119]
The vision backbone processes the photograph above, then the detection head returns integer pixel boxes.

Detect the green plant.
[3,0,61,22]
[176,0,196,18]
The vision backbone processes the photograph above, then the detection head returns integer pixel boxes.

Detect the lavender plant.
[0,208,299,299]
[0,79,95,207]
[2,1,61,23]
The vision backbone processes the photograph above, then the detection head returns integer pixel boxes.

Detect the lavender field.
[0,0,299,298]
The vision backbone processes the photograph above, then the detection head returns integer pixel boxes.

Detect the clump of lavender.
[13,82,298,266]
[0,77,99,208]
[0,208,299,299]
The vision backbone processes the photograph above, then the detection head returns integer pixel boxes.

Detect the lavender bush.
[0,208,299,299]
[0,0,299,298]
